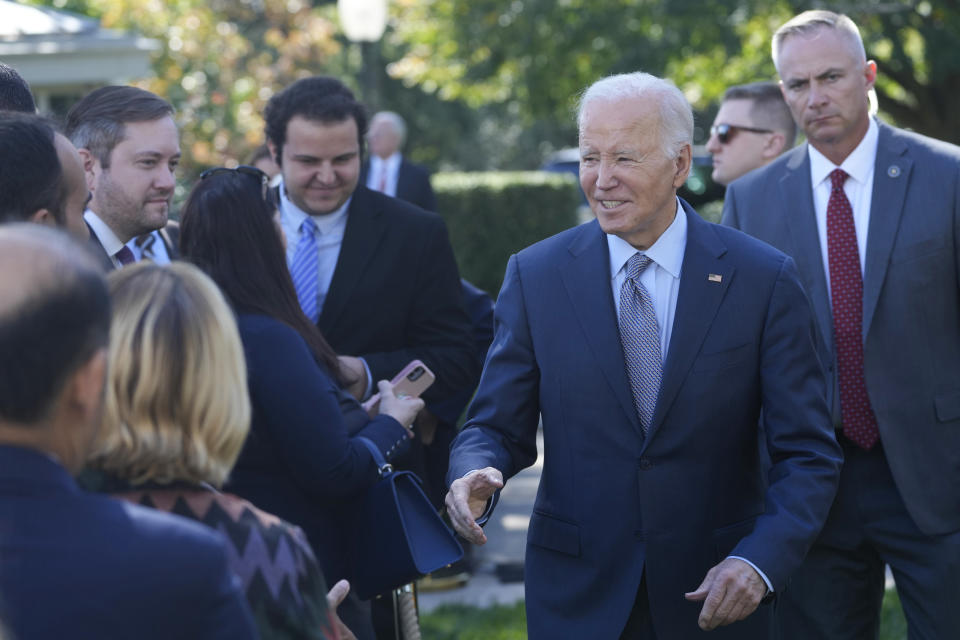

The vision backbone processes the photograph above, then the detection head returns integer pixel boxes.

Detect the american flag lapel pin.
[708,273,722,283]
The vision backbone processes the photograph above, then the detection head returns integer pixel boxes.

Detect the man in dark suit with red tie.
[723,10,960,639]
[360,111,436,212]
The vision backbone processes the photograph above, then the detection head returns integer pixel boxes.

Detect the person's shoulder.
[236,313,313,360]
[517,219,601,262]
[356,185,441,225]
[689,207,790,269]
[729,145,805,194]
[882,121,960,163]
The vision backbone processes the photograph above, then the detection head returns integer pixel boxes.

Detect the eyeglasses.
[199,165,270,201]
[710,123,773,145]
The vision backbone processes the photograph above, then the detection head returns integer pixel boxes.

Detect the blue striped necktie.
[618,253,662,433]
[290,217,320,323]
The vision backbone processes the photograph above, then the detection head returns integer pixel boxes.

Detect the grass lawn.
[420,588,908,639]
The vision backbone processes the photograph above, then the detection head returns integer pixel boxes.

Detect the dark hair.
[264,76,367,164]
[247,144,272,165]
[178,170,346,386]
[0,63,36,113]
[723,81,797,147]
[64,85,174,167]
[0,113,66,226]
[0,226,110,424]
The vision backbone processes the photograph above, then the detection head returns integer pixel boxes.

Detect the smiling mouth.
[600,200,625,209]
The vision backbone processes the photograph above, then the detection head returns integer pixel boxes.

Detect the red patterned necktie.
[827,168,879,449]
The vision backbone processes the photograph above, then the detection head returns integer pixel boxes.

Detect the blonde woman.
[86,262,340,640]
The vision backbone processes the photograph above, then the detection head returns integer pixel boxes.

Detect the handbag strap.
[356,436,392,477]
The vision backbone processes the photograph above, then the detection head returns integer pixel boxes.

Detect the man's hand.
[444,467,504,545]
[326,579,358,640]
[684,557,766,631]
[337,355,368,400]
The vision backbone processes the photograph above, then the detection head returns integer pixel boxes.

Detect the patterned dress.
[108,482,339,640]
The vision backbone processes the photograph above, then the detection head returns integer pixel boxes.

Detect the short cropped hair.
[64,86,174,168]
[577,72,694,160]
[0,225,110,424]
[773,10,866,74]
[0,113,66,226]
[264,76,367,163]
[88,262,250,487]
[0,63,36,113]
[723,81,797,147]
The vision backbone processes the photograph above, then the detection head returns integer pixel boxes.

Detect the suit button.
[639,458,653,470]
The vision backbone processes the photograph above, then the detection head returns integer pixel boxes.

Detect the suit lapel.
[779,147,834,348]
[559,221,643,434]
[863,123,911,337]
[318,188,387,332]
[647,205,732,443]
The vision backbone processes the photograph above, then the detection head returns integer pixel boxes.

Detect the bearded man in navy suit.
[723,10,960,639]
[445,72,842,639]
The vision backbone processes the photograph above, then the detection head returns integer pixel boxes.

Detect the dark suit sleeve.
[419,172,437,212]
[729,256,842,591]
[190,537,259,640]
[361,215,480,402]
[244,317,411,499]
[447,254,541,485]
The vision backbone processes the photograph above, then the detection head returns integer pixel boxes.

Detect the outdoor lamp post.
[337,0,387,107]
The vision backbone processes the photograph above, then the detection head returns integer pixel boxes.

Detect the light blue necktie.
[290,217,319,323]
[619,253,663,433]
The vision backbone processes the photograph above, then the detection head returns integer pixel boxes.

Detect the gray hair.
[577,72,693,159]
[772,10,866,75]
[370,111,407,146]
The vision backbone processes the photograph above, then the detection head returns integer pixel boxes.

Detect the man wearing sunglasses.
[706,82,796,186]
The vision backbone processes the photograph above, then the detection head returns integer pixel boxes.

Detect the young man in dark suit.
[723,10,960,639]
[446,72,842,639]
[0,224,256,640]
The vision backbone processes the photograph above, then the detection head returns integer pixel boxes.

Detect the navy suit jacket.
[360,157,436,212]
[448,202,842,639]
[316,186,478,403]
[723,120,960,536]
[0,445,256,640]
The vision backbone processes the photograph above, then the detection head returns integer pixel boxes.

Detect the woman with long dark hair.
[179,167,422,640]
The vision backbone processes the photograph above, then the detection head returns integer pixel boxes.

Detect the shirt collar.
[83,209,126,257]
[608,196,687,280]
[370,152,402,173]
[808,117,879,188]
[278,178,352,234]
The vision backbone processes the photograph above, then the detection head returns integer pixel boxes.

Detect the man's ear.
[76,148,99,191]
[29,209,57,227]
[56,347,108,472]
[673,144,693,189]
[763,132,787,159]
[267,140,281,167]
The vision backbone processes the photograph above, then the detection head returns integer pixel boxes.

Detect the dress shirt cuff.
[359,357,374,401]
[728,556,773,594]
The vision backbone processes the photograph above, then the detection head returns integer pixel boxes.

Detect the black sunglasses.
[199,165,270,201]
[710,123,773,145]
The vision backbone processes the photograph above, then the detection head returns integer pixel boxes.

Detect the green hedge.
[434,171,582,298]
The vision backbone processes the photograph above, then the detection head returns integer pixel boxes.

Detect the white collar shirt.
[808,117,879,299]
[278,179,351,313]
[367,153,402,197]
[607,197,687,362]
[83,209,127,269]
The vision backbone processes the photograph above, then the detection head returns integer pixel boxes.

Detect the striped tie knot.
[300,216,318,238]
[626,253,653,281]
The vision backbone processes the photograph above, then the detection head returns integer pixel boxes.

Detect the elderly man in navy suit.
[723,10,960,639]
[361,111,436,212]
[0,225,256,640]
[445,72,842,639]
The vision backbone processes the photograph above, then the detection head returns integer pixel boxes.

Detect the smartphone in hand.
[362,359,436,416]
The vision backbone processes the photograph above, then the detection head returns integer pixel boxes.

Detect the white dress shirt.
[366,153,402,197]
[127,229,172,265]
[607,197,687,361]
[83,210,126,269]
[808,117,878,299]
[278,179,351,314]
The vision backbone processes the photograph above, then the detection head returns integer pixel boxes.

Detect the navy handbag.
[350,437,463,600]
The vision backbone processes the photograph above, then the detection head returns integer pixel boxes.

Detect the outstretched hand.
[684,557,766,630]
[444,467,504,545]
